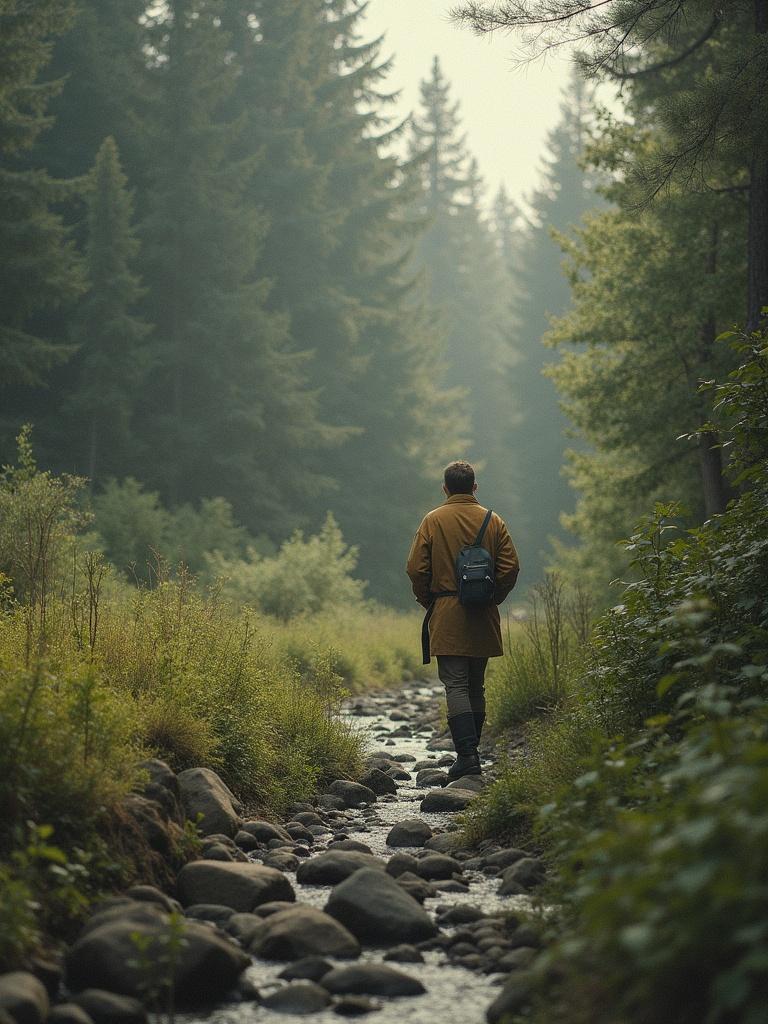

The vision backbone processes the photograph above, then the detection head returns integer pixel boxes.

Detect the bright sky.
[362,0,576,208]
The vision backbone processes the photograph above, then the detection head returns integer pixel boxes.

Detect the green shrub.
[210,512,365,619]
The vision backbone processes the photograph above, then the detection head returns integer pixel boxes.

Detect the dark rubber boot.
[473,711,486,744]
[447,712,481,779]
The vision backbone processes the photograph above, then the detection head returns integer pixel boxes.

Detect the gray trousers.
[436,656,488,719]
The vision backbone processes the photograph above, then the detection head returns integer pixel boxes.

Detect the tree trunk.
[697,431,729,517]
[748,0,768,330]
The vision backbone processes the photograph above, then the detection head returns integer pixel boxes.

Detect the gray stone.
[385,852,419,878]
[69,991,147,1024]
[251,906,360,960]
[382,945,424,964]
[184,903,235,924]
[0,973,49,1024]
[176,860,295,911]
[498,857,546,895]
[325,868,437,946]
[483,848,527,870]
[326,781,377,808]
[46,1004,94,1024]
[200,841,234,862]
[240,819,292,843]
[177,767,241,837]
[291,811,325,826]
[255,901,298,918]
[225,912,265,946]
[137,758,183,824]
[415,853,461,880]
[296,850,385,886]
[358,769,397,796]
[328,839,373,855]
[125,885,181,914]
[263,850,300,872]
[261,982,330,1014]
[66,915,249,1007]
[385,819,432,848]
[446,775,484,792]
[437,904,487,925]
[322,964,425,997]
[279,958,333,983]
[419,788,477,812]
[414,768,447,788]
[423,833,460,853]
[394,871,436,904]
[234,830,261,852]
[317,795,346,811]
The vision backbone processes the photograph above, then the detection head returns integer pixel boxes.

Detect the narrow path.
[187,679,537,1024]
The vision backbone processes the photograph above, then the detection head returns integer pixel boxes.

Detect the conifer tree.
[499,78,597,581]
[136,0,333,533]
[62,137,150,483]
[408,58,517,527]
[0,0,84,402]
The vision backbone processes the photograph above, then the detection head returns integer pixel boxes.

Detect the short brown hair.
[444,460,475,494]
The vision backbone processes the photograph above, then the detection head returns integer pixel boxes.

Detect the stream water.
[185,680,532,1024]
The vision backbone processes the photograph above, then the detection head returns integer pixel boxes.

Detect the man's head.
[443,460,477,496]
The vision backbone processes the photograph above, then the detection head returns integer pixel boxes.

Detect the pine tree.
[500,76,598,582]
[61,137,150,483]
[0,0,85,404]
[408,58,517,525]
[225,2,466,601]
[136,0,334,533]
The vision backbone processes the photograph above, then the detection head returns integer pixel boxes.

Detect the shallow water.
[183,682,530,1024]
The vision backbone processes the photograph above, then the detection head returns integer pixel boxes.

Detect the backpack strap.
[473,509,493,548]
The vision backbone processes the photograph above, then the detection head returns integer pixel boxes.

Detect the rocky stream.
[0,680,545,1024]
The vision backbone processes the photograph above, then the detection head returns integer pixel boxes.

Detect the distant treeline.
[0,0,602,603]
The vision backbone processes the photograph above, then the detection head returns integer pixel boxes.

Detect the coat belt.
[421,590,457,665]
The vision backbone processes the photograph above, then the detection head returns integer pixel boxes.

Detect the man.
[406,460,520,779]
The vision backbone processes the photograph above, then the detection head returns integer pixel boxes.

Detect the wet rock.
[46,1004,94,1024]
[385,851,419,878]
[125,885,181,914]
[317,795,346,811]
[412,759,438,771]
[483,847,527,869]
[326,781,377,808]
[252,906,361,960]
[261,982,330,1014]
[263,850,300,872]
[291,811,325,827]
[437,904,487,925]
[358,769,397,796]
[436,754,455,767]
[177,767,241,837]
[325,868,437,945]
[498,857,546,895]
[234,827,262,851]
[279,958,333,983]
[177,861,294,911]
[184,903,235,925]
[419,788,477,812]
[385,767,411,781]
[296,850,385,886]
[446,775,484,792]
[66,915,249,1007]
[385,819,432,848]
[434,879,469,893]
[255,901,298,918]
[332,995,380,1016]
[69,991,146,1024]
[322,964,425,997]
[486,972,536,1023]
[423,833,460,853]
[225,912,265,945]
[200,841,235,862]
[328,839,373,855]
[382,945,424,964]
[80,902,165,937]
[286,823,315,845]
[427,735,455,751]
[240,819,292,844]
[394,872,436,903]
[415,853,461,880]
[0,972,49,1024]
[414,768,447,788]
[391,753,416,763]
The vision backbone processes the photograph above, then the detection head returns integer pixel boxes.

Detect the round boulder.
[321,964,425,997]
[419,788,477,813]
[325,781,377,808]
[385,819,432,848]
[251,906,360,960]
[295,850,385,886]
[261,982,330,1015]
[177,767,241,837]
[176,860,295,911]
[324,868,437,946]
[0,973,49,1024]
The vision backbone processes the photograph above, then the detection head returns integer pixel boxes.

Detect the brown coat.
[406,493,520,658]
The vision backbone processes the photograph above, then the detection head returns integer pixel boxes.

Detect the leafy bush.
[210,512,366,619]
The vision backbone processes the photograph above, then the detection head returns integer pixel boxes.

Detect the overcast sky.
[362,0,576,208]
